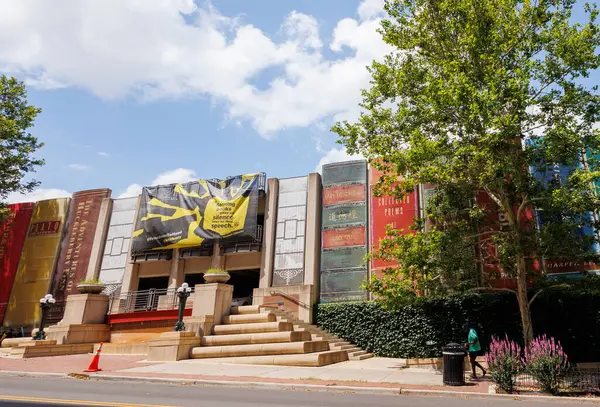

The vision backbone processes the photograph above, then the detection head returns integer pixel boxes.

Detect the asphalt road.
[0,375,583,407]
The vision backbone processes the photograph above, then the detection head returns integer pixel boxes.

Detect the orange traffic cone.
[84,342,103,372]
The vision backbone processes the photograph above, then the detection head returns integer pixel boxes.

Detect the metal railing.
[516,368,600,394]
[108,287,195,314]
[220,225,263,254]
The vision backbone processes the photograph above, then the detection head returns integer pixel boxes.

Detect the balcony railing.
[108,287,195,314]
[131,249,173,263]
[180,245,214,258]
[220,225,263,254]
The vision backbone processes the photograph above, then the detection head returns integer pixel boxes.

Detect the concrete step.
[198,350,349,367]
[201,331,311,347]
[222,313,277,325]
[213,321,294,336]
[330,341,351,348]
[190,340,330,359]
[93,342,149,355]
[348,350,368,357]
[230,305,277,315]
[353,353,374,360]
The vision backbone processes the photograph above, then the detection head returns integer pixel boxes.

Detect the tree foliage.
[333,0,600,345]
[0,75,43,210]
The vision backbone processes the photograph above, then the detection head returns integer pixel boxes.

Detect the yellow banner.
[132,173,262,252]
[3,198,70,329]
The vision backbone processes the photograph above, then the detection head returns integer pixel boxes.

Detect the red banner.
[0,203,34,325]
[370,188,419,271]
[51,189,111,304]
[323,226,366,249]
[323,184,366,206]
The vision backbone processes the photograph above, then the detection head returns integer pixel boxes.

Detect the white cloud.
[117,183,143,199]
[97,151,109,157]
[0,0,391,137]
[68,163,90,171]
[315,147,365,173]
[6,188,71,204]
[118,168,197,198]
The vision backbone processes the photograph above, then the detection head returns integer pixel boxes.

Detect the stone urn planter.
[76,283,106,295]
[203,269,230,284]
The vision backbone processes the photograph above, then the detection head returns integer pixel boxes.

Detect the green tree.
[0,75,44,209]
[334,0,600,345]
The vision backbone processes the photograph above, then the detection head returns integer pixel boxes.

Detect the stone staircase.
[269,307,373,361]
[190,305,348,367]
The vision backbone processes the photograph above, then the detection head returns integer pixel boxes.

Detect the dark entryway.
[184,273,205,288]
[229,269,260,299]
[137,276,169,292]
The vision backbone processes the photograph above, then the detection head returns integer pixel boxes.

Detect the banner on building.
[369,165,419,271]
[51,189,112,306]
[0,203,34,325]
[3,198,70,329]
[132,173,262,252]
[320,160,369,303]
[322,204,366,229]
[273,177,308,287]
[99,197,138,285]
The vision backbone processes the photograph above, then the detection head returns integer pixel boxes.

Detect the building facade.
[2,158,600,331]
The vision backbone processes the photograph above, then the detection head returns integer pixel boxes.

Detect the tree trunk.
[516,254,534,346]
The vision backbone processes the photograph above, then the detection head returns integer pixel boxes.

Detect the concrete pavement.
[0,375,586,407]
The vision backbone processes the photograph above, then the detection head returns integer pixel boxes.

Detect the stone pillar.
[86,197,114,280]
[167,249,184,290]
[60,294,109,325]
[259,178,279,289]
[45,294,110,345]
[191,283,233,325]
[210,244,225,269]
[303,172,322,306]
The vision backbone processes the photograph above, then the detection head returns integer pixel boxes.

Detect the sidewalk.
[0,353,491,394]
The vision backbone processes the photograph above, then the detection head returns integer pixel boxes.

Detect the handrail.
[268,290,310,310]
[108,287,195,314]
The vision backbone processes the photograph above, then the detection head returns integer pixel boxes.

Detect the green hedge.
[316,290,600,362]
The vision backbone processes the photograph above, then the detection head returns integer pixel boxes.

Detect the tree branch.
[528,284,571,307]
[471,287,517,295]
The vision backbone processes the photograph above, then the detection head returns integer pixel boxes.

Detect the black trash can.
[442,342,466,386]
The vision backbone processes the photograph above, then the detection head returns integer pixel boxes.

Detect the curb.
[0,371,401,395]
[2,370,600,403]
[399,389,600,404]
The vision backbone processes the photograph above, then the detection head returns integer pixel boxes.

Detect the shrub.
[316,289,600,362]
[78,278,103,285]
[524,335,570,395]
[486,335,523,394]
[205,268,228,275]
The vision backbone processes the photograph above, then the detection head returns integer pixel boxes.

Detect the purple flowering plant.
[524,335,570,395]
[486,335,523,393]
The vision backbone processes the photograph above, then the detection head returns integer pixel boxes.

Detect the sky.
[0,0,390,203]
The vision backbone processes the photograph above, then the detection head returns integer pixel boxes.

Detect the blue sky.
[1,0,388,202]
[1,0,597,202]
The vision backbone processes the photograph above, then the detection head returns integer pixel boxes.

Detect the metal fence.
[108,287,195,314]
[516,369,600,394]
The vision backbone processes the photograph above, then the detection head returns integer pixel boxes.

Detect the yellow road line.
[0,394,176,407]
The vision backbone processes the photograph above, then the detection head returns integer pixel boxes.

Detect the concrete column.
[86,197,114,280]
[210,244,226,269]
[303,172,322,305]
[259,178,279,288]
[168,249,184,290]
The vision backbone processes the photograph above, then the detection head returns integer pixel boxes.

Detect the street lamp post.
[34,294,56,340]
[174,283,192,332]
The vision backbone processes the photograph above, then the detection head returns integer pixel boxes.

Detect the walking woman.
[463,323,486,379]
